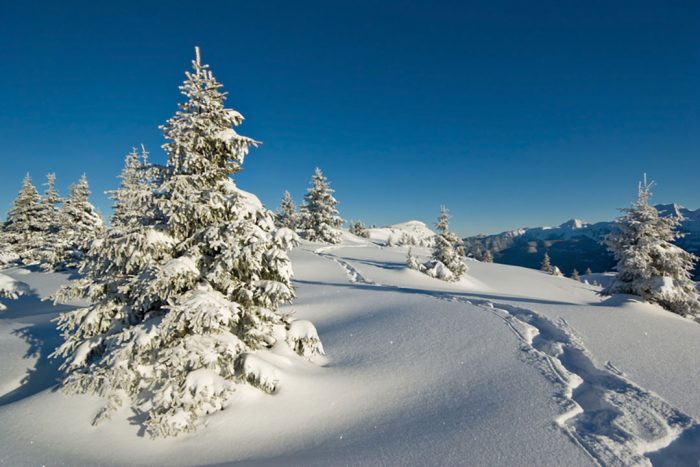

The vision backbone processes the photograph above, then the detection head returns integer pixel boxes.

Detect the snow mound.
[368,220,435,247]
[423,260,455,281]
[286,319,325,358]
[235,353,279,394]
[0,273,29,310]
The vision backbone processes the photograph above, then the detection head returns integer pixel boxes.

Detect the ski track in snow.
[313,246,700,467]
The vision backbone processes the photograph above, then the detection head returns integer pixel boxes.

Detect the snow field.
[0,240,698,465]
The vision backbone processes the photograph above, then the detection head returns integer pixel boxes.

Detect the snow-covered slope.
[0,240,699,466]
[367,220,435,246]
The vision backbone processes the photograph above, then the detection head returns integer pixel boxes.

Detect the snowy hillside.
[1,237,699,466]
[464,205,700,278]
[367,220,435,246]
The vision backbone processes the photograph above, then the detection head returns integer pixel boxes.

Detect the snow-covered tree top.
[161,48,259,179]
[42,173,62,206]
[436,206,450,234]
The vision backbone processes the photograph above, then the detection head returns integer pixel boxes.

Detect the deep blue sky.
[1,0,698,235]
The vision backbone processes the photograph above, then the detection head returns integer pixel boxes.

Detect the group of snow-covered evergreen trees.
[40,49,325,437]
[0,173,103,269]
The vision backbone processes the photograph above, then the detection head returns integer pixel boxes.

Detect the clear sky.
[1,0,698,236]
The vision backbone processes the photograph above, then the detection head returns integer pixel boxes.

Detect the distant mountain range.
[463,204,700,279]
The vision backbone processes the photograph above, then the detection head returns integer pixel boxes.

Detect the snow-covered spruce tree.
[427,207,467,281]
[603,176,700,318]
[276,190,298,230]
[36,173,65,269]
[571,268,580,281]
[49,174,104,269]
[585,267,593,275]
[482,249,494,263]
[54,49,324,438]
[540,252,553,273]
[2,174,45,264]
[108,147,153,228]
[299,167,343,243]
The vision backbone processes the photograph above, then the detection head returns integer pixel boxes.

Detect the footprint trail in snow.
[313,246,379,286]
[456,297,698,467]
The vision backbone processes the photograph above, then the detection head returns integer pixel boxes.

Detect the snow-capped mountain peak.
[559,218,588,230]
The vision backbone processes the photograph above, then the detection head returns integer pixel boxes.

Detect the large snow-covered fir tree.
[603,176,700,318]
[299,168,343,243]
[48,174,104,269]
[53,48,324,438]
[429,207,467,281]
[2,174,45,264]
[276,190,298,230]
[37,173,62,228]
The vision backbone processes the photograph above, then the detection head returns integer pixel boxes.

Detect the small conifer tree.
[603,175,700,317]
[406,247,420,270]
[540,252,553,273]
[429,206,467,281]
[50,174,104,269]
[36,173,64,269]
[2,174,45,263]
[276,191,298,230]
[108,147,153,228]
[299,168,343,243]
